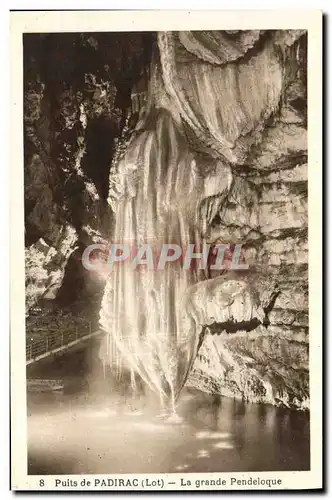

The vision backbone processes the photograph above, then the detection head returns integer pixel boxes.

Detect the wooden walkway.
[26,321,102,365]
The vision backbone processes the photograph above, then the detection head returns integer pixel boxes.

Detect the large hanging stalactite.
[99,106,233,409]
[99,29,308,409]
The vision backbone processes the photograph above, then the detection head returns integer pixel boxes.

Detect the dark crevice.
[81,116,117,200]
[206,318,262,335]
[264,290,281,318]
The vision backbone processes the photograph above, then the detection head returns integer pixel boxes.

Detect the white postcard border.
[10,9,323,491]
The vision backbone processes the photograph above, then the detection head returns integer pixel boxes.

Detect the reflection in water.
[27,387,310,475]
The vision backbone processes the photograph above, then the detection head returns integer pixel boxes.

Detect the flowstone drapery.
[99,29,309,410]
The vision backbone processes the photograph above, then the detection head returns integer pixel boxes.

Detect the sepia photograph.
[10,10,322,491]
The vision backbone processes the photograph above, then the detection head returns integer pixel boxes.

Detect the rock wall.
[24,33,154,313]
[158,30,308,409]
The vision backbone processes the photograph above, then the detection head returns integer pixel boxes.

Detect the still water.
[28,382,310,475]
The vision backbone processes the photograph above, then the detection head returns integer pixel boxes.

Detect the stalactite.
[99,29,308,409]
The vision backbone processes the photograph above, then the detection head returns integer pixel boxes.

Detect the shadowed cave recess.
[24,30,308,411]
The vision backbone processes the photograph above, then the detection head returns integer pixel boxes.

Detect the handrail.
[26,320,100,365]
